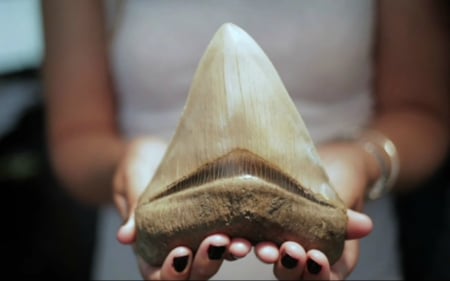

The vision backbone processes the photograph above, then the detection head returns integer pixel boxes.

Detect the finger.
[138,247,192,280]
[117,213,136,244]
[158,247,193,280]
[112,167,129,220]
[346,209,373,239]
[254,242,280,264]
[330,239,360,280]
[190,234,230,280]
[115,140,166,220]
[302,250,331,280]
[114,155,152,245]
[112,162,138,222]
[273,241,306,280]
[225,238,252,261]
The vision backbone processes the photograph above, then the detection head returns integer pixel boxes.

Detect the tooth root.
[139,23,343,207]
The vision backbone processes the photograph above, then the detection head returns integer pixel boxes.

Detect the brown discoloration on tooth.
[148,149,333,207]
[134,23,348,267]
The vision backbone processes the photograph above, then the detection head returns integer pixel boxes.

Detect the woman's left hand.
[256,142,374,280]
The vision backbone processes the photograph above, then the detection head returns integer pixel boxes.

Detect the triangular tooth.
[138,22,343,207]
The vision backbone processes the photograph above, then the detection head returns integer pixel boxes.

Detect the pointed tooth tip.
[215,22,252,44]
[218,22,241,33]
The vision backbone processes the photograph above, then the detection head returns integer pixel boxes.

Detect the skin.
[42,0,448,280]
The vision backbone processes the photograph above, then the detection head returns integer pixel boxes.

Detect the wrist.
[354,130,400,200]
[317,141,376,208]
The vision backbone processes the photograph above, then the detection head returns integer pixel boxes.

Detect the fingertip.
[303,250,330,279]
[190,234,229,280]
[194,233,229,263]
[207,233,231,245]
[161,247,193,280]
[228,238,252,259]
[281,241,306,262]
[274,241,306,279]
[117,215,136,244]
[255,242,280,264]
[307,250,327,266]
[347,209,373,225]
[346,209,374,240]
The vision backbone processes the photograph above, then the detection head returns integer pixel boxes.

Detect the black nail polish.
[173,255,189,273]
[281,253,298,269]
[207,245,226,260]
[307,258,322,275]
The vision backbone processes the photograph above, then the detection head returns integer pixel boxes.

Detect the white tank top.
[107,0,374,143]
[93,1,402,280]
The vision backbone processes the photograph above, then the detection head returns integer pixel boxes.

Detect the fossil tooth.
[135,23,347,266]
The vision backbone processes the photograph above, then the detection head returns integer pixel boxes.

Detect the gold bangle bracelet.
[357,130,400,200]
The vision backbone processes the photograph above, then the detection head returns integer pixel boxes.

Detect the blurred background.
[1,1,98,279]
[0,0,448,280]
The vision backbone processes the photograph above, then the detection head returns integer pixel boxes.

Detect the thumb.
[116,161,153,244]
[117,211,137,244]
[113,168,139,245]
[115,138,167,245]
[345,209,373,240]
[113,166,141,245]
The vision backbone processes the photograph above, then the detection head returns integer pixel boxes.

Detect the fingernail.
[281,253,298,269]
[207,245,226,260]
[307,258,322,274]
[173,255,189,273]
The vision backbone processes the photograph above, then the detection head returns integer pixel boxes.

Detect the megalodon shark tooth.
[135,23,348,267]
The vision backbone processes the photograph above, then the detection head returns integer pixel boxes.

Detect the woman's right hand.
[112,137,253,280]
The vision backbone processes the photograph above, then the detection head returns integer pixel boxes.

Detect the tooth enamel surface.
[135,23,348,267]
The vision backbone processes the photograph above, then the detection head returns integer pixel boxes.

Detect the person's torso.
[107,0,375,143]
[96,2,403,280]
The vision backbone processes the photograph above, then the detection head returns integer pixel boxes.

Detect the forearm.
[42,0,124,205]
[50,133,126,205]
[368,0,449,193]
